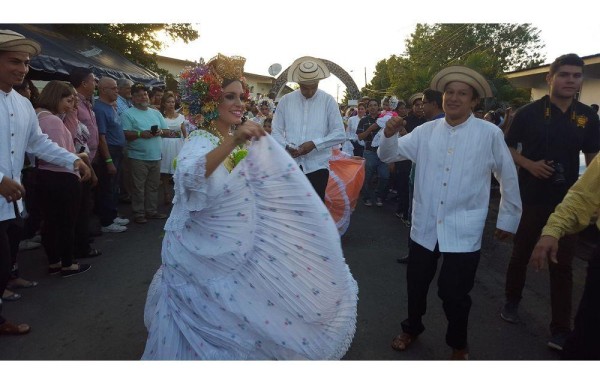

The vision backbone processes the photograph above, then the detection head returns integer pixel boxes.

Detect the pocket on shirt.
[462,208,488,248]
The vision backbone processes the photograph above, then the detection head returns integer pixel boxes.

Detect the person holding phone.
[121,83,168,224]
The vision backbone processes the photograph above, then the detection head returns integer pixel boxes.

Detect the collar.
[445,113,473,130]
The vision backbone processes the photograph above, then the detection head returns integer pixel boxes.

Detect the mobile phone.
[151,125,158,135]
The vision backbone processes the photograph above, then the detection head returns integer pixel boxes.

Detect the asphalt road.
[0,191,589,361]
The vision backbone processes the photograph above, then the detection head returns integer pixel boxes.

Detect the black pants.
[37,170,87,268]
[562,247,600,359]
[21,167,41,239]
[394,160,411,217]
[401,241,480,350]
[505,204,575,335]
[305,168,329,203]
[0,216,22,324]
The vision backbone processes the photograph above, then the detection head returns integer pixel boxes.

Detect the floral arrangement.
[178,64,222,127]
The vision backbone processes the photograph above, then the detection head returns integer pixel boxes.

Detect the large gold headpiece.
[179,53,248,128]
[208,53,246,82]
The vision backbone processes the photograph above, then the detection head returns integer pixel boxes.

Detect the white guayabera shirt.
[271,89,346,174]
[378,114,522,253]
[0,89,78,221]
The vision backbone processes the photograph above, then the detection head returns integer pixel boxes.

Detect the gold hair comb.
[208,53,246,82]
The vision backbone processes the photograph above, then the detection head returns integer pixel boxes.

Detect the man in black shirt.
[502,54,600,351]
[357,99,388,207]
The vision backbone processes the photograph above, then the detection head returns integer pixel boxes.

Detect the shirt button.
[438,220,442,224]
[443,182,447,186]
[445,168,450,171]
[440,201,444,205]
[448,149,453,154]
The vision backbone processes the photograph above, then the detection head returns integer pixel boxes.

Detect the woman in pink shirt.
[35,81,96,278]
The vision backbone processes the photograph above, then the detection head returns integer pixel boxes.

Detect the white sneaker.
[31,234,42,243]
[113,217,130,226]
[19,239,41,251]
[101,223,127,233]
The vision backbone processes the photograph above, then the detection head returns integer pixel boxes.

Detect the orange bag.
[325,149,365,235]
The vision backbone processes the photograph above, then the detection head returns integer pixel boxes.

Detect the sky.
[152,1,600,101]
[15,0,600,102]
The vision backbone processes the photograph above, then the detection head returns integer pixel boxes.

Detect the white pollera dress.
[160,113,186,174]
[142,132,358,360]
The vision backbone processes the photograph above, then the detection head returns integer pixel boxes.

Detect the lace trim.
[164,133,213,231]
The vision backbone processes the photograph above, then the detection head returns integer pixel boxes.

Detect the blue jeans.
[361,149,389,202]
[94,146,124,226]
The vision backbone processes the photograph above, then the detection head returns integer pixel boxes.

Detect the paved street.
[0,192,588,360]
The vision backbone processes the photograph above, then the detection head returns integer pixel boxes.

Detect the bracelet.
[105,158,113,164]
[137,131,141,138]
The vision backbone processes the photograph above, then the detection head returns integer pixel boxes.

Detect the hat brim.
[0,38,41,56]
[287,56,330,84]
[408,93,424,105]
[430,66,492,99]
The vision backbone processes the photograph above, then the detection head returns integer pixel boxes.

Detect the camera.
[549,161,566,185]
[150,125,158,135]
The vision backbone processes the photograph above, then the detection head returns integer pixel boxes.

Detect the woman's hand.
[232,120,266,146]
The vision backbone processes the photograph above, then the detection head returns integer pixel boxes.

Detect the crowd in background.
[2,40,599,360]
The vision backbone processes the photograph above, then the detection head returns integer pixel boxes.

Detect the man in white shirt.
[346,102,366,157]
[378,66,522,359]
[0,30,91,336]
[271,56,346,201]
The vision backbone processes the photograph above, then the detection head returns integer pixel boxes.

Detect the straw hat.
[430,66,492,99]
[287,56,330,84]
[408,92,424,105]
[0,30,41,56]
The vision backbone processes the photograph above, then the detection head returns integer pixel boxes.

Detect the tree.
[366,23,544,105]
[55,24,199,87]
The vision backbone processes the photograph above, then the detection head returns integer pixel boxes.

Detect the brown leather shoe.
[0,321,31,335]
[134,216,148,224]
[146,212,167,219]
[391,332,417,351]
[450,348,469,360]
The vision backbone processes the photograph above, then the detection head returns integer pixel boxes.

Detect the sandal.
[81,248,102,258]
[2,290,22,301]
[7,278,39,289]
[0,321,31,335]
[391,332,417,351]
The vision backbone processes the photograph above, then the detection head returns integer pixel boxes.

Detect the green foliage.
[54,24,199,87]
[366,23,544,106]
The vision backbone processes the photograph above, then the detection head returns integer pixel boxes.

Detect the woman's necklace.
[207,122,248,172]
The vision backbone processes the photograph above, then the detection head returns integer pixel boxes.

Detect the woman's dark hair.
[221,78,249,100]
[159,91,176,116]
[37,80,74,114]
[14,78,40,107]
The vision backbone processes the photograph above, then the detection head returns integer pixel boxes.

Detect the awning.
[0,24,162,85]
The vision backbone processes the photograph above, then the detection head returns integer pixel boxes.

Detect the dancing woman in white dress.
[142,54,358,360]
